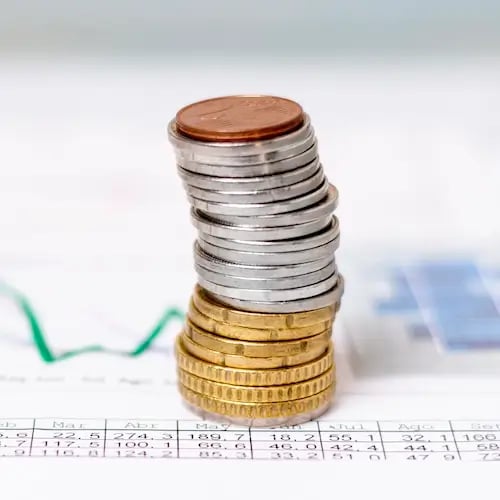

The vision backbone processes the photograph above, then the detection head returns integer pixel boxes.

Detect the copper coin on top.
[175,95,304,142]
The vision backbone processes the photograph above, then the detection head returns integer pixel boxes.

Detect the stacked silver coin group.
[168,114,343,313]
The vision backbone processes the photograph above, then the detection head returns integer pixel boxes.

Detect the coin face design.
[175,95,304,142]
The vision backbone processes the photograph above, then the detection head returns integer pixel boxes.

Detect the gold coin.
[178,367,335,403]
[178,383,335,419]
[193,285,335,329]
[185,319,331,358]
[181,331,328,369]
[175,335,334,385]
[188,299,333,341]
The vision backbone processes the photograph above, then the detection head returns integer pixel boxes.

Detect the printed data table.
[0,419,499,461]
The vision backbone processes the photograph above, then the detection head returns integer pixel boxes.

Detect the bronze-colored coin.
[188,299,333,341]
[175,335,334,386]
[178,367,335,403]
[180,332,329,369]
[184,319,331,358]
[178,383,335,419]
[175,95,304,142]
[193,285,335,329]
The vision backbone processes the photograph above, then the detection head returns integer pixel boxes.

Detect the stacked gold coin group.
[168,95,343,426]
[176,286,336,425]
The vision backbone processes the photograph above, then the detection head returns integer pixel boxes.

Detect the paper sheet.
[1,58,500,495]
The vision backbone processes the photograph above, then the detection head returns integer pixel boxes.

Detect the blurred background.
[1,0,500,379]
[2,0,500,56]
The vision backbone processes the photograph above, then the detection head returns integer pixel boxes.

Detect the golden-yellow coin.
[184,319,331,358]
[181,331,328,369]
[193,285,335,329]
[178,367,335,403]
[188,299,333,341]
[175,335,334,386]
[178,383,335,419]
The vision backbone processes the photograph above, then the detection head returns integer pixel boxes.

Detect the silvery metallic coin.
[188,180,329,217]
[177,158,320,191]
[199,216,339,253]
[198,271,338,302]
[195,261,337,290]
[197,236,339,266]
[176,131,315,169]
[217,184,338,227]
[191,209,331,241]
[178,143,318,178]
[206,184,338,225]
[194,243,334,278]
[183,168,325,204]
[209,275,345,313]
[168,115,313,158]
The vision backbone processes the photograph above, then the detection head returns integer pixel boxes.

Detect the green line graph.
[0,282,184,363]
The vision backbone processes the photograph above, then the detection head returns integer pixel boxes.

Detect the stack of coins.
[168,95,343,426]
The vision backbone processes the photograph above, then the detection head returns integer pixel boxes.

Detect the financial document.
[1,58,500,496]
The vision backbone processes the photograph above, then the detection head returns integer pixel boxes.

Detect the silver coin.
[198,236,339,266]
[198,271,338,302]
[191,209,331,241]
[178,142,318,178]
[194,243,334,278]
[168,115,313,159]
[195,261,337,290]
[198,180,338,227]
[177,158,320,192]
[188,180,329,217]
[176,130,315,169]
[199,216,339,253]
[208,275,345,313]
[216,184,338,227]
[183,168,325,204]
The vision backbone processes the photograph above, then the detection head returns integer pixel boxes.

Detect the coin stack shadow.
[168,96,344,426]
